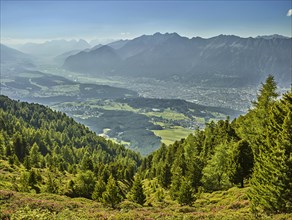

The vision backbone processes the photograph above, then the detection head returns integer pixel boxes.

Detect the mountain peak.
[153,32,163,36]
[152,32,181,38]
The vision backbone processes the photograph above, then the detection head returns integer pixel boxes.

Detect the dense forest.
[140,76,292,213]
[0,75,291,219]
[0,95,141,200]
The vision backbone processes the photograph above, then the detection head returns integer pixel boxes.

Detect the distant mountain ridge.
[0,44,33,64]
[65,45,121,73]
[14,39,91,58]
[256,34,290,39]
[63,33,292,87]
[0,44,35,72]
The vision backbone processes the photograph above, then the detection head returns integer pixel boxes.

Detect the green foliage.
[45,173,59,194]
[74,170,96,199]
[80,153,93,171]
[102,175,123,208]
[249,90,292,214]
[28,169,41,193]
[253,75,278,110]
[29,143,41,168]
[177,178,196,206]
[18,169,41,193]
[12,132,28,162]
[229,140,253,188]
[5,144,13,157]
[129,175,146,205]
[92,178,106,202]
[155,188,165,202]
[23,156,31,170]
[11,206,54,220]
[19,171,30,192]
[201,143,231,191]
[158,163,172,189]
[0,95,141,201]
[170,166,183,200]
[0,133,5,158]
[0,76,291,216]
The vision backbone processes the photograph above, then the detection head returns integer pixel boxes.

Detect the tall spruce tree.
[158,163,172,189]
[251,75,278,154]
[229,140,253,188]
[201,143,230,191]
[177,178,196,206]
[12,132,27,162]
[29,143,41,168]
[102,175,123,208]
[130,175,146,205]
[170,166,183,200]
[249,90,292,213]
[0,132,4,158]
[236,75,278,157]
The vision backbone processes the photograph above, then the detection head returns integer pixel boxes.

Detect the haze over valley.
[1,31,291,154]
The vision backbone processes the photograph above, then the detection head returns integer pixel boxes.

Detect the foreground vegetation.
[1,184,291,219]
[0,75,291,219]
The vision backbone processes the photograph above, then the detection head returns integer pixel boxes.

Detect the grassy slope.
[2,187,291,219]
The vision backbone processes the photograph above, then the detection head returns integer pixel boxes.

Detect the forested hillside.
[0,95,141,197]
[0,76,291,219]
[140,76,292,213]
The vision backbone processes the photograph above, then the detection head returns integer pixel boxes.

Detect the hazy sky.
[1,0,291,45]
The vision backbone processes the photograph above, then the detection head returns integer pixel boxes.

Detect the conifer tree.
[177,178,195,206]
[0,132,4,158]
[92,178,106,202]
[249,91,292,214]
[5,144,12,157]
[12,132,27,162]
[201,143,230,191]
[19,171,30,192]
[158,163,172,189]
[130,175,146,205]
[253,75,278,111]
[186,156,204,191]
[29,143,41,167]
[243,75,278,156]
[81,155,94,171]
[229,140,253,188]
[74,170,95,199]
[45,173,59,193]
[28,169,40,193]
[102,175,123,208]
[170,166,183,200]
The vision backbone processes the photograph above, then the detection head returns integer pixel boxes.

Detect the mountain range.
[13,39,90,58]
[0,44,35,74]
[63,33,292,87]
[0,44,33,65]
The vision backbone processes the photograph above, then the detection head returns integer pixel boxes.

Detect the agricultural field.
[1,68,241,155]
[152,126,193,145]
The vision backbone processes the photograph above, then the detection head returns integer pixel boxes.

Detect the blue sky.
[1,0,291,44]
